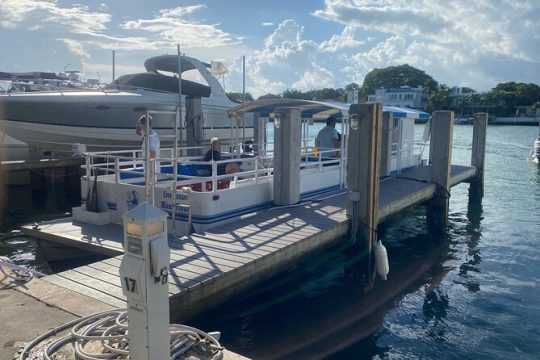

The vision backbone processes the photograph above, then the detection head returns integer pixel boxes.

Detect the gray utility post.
[347,103,383,254]
[273,108,301,206]
[470,112,488,198]
[120,203,170,360]
[428,111,454,229]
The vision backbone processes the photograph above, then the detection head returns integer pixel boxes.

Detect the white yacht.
[0,55,245,152]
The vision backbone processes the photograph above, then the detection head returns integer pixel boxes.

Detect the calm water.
[1,125,539,359]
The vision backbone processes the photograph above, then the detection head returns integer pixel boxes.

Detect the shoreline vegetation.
[227,64,540,118]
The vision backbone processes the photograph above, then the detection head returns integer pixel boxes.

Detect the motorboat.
[72,99,430,237]
[530,137,540,163]
[0,55,247,152]
[454,117,470,125]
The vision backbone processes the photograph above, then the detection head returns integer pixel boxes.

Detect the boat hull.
[0,90,249,151]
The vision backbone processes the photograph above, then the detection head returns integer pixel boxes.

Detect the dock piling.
[470,112,488,199]
[428,111,454,229]
[346,103,382,262]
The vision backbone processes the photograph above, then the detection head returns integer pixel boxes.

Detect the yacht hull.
[0,90,247,151]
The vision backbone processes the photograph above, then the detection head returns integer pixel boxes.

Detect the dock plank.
[44,274,125,308]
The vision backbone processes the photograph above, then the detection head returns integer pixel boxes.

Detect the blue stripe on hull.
[162,185,342,224]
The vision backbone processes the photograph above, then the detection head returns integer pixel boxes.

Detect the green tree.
[360,64,438,101]
[427,84,452,112]
[487,82,540,116]
[282,88,311,99]
[257,93,281,100]
[226,92,254,103]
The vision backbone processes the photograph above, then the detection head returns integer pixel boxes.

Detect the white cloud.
[312,0,540,91]
[292,62,335,89]
[119,5,241,48]
[319,26,363,52]
[0,0,111,34]
[242,20,319,95]
[1,0,538,96]
[61,39,90,58]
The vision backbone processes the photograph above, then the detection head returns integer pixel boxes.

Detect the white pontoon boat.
[72,100,430,237]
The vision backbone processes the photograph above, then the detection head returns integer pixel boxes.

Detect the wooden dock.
[23,164,476,321]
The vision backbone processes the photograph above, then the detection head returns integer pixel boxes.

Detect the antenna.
[112,50,116,82]
[242,55,245,103]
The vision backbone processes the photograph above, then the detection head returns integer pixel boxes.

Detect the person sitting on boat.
[204,137,241,175]
[136,114,160,176]
[315,116,340,158]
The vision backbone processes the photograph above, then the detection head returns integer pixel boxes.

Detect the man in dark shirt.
[204,137,240,174]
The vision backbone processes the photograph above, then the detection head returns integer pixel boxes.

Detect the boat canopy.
[109,72,211,97]
[228,99,430,121]
[144,55,210,74]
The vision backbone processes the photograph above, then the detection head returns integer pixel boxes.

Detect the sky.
[0,0,539,97]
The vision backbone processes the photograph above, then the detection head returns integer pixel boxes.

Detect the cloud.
[292,62,335,89]
[313,0,447,36]
[312,0,540,91]
[0,0,111,34]
[319,26,363,52]
[0,1,241,54]
[61,39,90,58]
[119,5,241,48]
[237,20,353,96]
[261,22,275,27]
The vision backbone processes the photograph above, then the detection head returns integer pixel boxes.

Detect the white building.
[367,86,425,109]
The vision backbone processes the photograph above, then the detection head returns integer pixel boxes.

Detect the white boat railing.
[83,144,344,193]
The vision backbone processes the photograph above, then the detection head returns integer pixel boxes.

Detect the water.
[1,125,539,359]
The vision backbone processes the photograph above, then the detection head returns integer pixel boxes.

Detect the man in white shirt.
[315,116,340,157]
[136,115,160,177]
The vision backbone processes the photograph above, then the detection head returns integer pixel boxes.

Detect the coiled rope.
[19,309,223,360]
[0,256,44,283]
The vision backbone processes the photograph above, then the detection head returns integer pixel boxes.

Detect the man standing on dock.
[136,115,160,178]
[315,116,340,157]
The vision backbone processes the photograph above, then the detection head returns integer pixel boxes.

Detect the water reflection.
[189,206,456,359]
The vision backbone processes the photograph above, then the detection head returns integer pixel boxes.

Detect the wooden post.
[347,103,382,255]
[380,111,393,177]
[470,112,488,198]
[428,111,454,230]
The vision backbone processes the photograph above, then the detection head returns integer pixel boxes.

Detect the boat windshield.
[106,72,211,97]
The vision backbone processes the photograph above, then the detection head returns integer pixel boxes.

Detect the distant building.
[451,86,469,107]
[367,86,425,109]
[346,89,359,104]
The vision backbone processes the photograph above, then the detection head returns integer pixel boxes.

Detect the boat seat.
[161,164,212,177]
[119,168,144,179]
[184,180,230,192]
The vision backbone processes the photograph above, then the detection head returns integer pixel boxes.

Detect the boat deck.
[22,164,476,320]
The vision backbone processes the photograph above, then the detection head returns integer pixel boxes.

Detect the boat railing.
[0,81,179,97]
[300,146,343,171]
[83,143,343,190]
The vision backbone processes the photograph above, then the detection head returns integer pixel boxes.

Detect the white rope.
[0,257,44,283]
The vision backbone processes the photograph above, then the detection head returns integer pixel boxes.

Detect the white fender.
[375,240,389,280]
